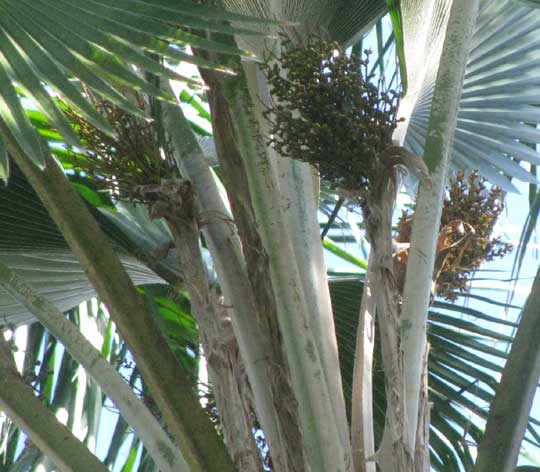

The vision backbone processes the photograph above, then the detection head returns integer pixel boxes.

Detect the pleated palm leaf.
[0,0,275,177]
[397,0,540,190]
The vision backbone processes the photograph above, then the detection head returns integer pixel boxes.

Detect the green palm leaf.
[0,0,272,175]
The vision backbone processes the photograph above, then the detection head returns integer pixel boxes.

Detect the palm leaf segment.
[0,164,171,325]
[398,0,540,191]
[0,0,272,177]
[222,0,386,47]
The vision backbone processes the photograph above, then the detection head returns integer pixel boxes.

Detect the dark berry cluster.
[263,38,402,195]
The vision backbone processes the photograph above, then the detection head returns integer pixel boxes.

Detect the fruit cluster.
[66,98,178,203]
[396,171,512,300]
[263,38,402,196]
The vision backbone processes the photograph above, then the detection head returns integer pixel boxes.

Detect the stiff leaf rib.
[0,28,81,148]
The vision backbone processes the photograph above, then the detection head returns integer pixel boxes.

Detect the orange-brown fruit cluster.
[65,98,178,203]
[396,171,512,301]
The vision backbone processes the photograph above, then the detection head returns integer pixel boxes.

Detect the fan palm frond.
[398,0,540,190]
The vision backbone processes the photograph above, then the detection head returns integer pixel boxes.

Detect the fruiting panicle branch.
[65,98,179,203]
[396,171,512,300]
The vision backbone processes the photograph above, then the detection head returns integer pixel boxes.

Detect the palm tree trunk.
[366,177,413,471]
[351,252,376,472]
[161,93,300,471]
[207,56,352,470]
[268,92,351,453]
[142,179,264,472]
[398,0,480,455]
[239,62,354,471]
